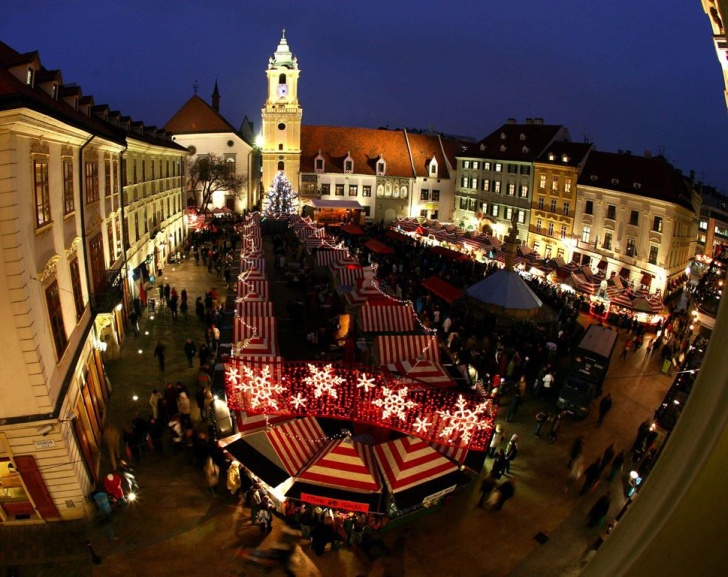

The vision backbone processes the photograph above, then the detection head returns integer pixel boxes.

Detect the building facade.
[0,41,185,524]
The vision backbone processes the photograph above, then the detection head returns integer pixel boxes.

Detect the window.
[63,158,74,214]
[321,184,330,196]
[376,161,386,175]
[46,281,67,359]
[34,158,51,228]
[607,205,616,220]
[564,179,572,193]
[429,162,438,176]
[520,184,529,198]
[349,185,358,197]
[491,205,499,217]
[539,174,547,189]
[493,181,501,194]
[563,202,570,216]
[85,161,99,203]
[105,159,112,197]
[141,157,146,182]
[699,219,708,231]
[420,189,429,201]
[459,197,468,210]
[471,161,479,170]
[431,190,440,201]
[462,160,470,169]
[430,210,439,220]
[494,163,502,172]
[536,219,542,233]
[344,159,353,173]
[507,164,518,174]
[69,259,84,321]
[484,162,491,171]
[537,197,544,210]
[471,178,478,188]
[520,165,531,175]
[560,225,567,239]
[461,177,469,188]
[505,207,513,220]
[551,175,559,191]
[315,157,324,172]
[482,179,490,192]
[585,200,594,215]
[653,216,663,233]
[517,210,525,224]
[114,160,120,194]
[377,184,384,197]
[630,210,639,226]
[468,198,477,212]
[226,157,236,177]
[362,185,371,197]
[507,183,515,196]
[581,226,591,243]
[603,232,613,250]
[420,209,428,217]
[277,161,284,171]
[548,222,554,236]
[335,184,344,196]
[626,238,636,257]
[550,199,557,212]
[649,245,659,265]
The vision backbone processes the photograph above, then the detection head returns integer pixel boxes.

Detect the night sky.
[2,1,727,191]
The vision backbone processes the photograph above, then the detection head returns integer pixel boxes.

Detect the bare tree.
[186,153,246,214]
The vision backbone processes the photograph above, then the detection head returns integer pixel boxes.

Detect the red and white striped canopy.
[263,417,327,476]
[385,359,454,388]
[304,236,336,250]
[374,334,440,365]
[240,257,266,273]
[237,279,270,300]
[229,412,291,435]
[295,437,382,493]
[314,249,351,268]
[233,316,277,349]
[297,226,320,240]
[237,269,267,283]
[330,258,362,272]
[373,436,458,493]
[345,280,386,307]
[428,440,468,465]
[359,304,416,333]
[236,301,275,319]
[337,266,368,288]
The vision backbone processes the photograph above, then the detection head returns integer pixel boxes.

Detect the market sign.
[422,485,456,507]
[300,492,369,513]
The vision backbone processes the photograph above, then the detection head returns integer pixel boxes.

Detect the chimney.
[212,80,220,113]
[507,118,517,124]
[534,117,544,125]
[525,118,534,125]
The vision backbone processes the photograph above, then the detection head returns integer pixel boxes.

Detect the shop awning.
[221,436,291,488]
[295,438,382,493]
[240,257,266,273]
[345,279,388,307]
[309,199,363,210]
[236,301,274,319]
[374,334,441,365]
[421,276,464,303]
[359,304,416,333]
[385,230,411,243]
[336,266,368,288]
[304,236,336,250]
[428,440,469,465]
[373,436,459,494]
[430,245,470,261]
[384,359,455,388]
[314,248,350,268]
[232,317,279,355]
[340,224,364,235]
[237,279,270,300]
[364,239,395,254]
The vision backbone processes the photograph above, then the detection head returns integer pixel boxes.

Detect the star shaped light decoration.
[303,363,345,399]
[437,394,489,446]
[372,386,417,421]
[291,393,307,410]
[356,372,377,394]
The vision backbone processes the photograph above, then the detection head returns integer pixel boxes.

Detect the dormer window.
[344,152,354,174]
[634,182,642,190]
[590,175,598,181]
[429,159,438,177]
[522,146,529,154]
[479,144,485,151]
[519,133,526,141]
[548,153,556,161]
[376,158,386,176]
[314,152,324,173]
[561,154,570,163]
[500,144,507,152]
[500,132,507,140]
[611,178,619,185]
[26,67,34,86]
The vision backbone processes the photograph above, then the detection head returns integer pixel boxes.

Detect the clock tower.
[261,30,302,200]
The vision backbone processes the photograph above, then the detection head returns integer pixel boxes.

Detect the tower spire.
[212,79,220,112]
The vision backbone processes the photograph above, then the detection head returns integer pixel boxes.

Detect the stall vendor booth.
[302,199,364,226]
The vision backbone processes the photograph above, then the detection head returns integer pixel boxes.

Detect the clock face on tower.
[277,84,288,98]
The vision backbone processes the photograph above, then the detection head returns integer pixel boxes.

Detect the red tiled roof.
[163,94,237,134]
[536,141,593,168]
[405,133,452,179]
[464,122,568,161]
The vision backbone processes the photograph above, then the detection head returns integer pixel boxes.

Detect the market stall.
[373,334,441,365]
[359,304,416,334]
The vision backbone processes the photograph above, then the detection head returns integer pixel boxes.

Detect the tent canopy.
[373,436,458,493]
[430,246,469,262]
[385,359,455,388]
[309,199,363,209]
[374,334,441,365]
[359,304,416,333]
[295,437,382,493]
[340,224,364,235]
[364,239,395,254]
[466,270,543,312]
[421,276,464,303]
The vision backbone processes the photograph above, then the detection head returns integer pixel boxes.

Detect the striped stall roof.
[359,304,416,333]
[345,279,387,307]
[233,316,277,349]
[265,418,327,476]
[374,334,440,365]
[296,438,382,492]
[314,249,351,268]
[373,436,458,493]
[304,236,337,250]
[330,258,362,272]
[384,359,455,388]
[240,257,266,273]
[229,412,291,434]
[428,440,469,465]
[236,301,275,319]
[336,266,369,288]
[237,279,270,300]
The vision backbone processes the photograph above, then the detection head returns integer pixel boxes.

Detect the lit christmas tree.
[263,171,299,216]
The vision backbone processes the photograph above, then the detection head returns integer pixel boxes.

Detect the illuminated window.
[463,160,470,169]
[471,178,478,188]
[105,159,112,197]
[349,185,358,197]
[335,184,344,196]
[483,179,490,192]
[564,179,572,193]
[321,184,330,196]
[63,158,74,214]
[34,158,51,227]
[46,280,68,359]
[539,174,546,189]
[362,186,371,197]
[520,184,529,198]
[494,163,502,172]
[649,245,658,264]
[493,181,501,193]
[653,216,663,233]
[603,232,613,250]
[507,183,515,195]
[582,226,591,243]
[551,175,559,191]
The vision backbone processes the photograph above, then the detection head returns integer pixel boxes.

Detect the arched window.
[278,73,286,84]
[278,161,285,171]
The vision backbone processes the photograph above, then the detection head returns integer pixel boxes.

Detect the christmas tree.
[263,171,299,216]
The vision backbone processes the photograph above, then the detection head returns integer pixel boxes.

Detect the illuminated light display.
[225,359,496,451]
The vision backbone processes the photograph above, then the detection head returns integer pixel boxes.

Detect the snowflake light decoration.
[291,393,307,410]
[372,386,417,421]
[413,416,431,434]
[226,366,241,387]
[356,372,377,393]
[239,364,285,410]
[303,363,345,399]
[437,395,489,446]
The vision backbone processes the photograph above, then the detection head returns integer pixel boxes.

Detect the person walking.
[534,410,550,438]
[504,434,519,474]
[153,340,166,372]
[607,450,625,482]
[600,443,615,474]
[129,310,140,336]
[597,393,613,425]
[183,338,197,368]
[619,338,632,360]
[490,449,508,480]
[580,458,602,495]
[587,493,612,528]
[489,424,504,458]
[568,435,585,468]
[564,454,584,493]
[477,476,497,508]
[148,389,162,420]
[505,393,521,422]
[548,410,568,443]
[204,455,219,496]
[492,478,516,511]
